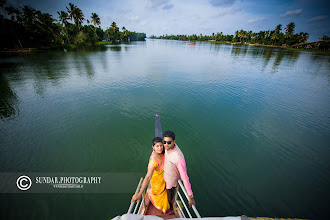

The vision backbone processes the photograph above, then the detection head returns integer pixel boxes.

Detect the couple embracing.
[131,130,196,214]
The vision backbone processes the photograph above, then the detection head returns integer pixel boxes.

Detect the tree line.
[150,22,327,48]
[0,1,146,49]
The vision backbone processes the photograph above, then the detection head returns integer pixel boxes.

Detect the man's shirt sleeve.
[176,158,193,197]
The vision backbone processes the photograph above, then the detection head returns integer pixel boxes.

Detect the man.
[163,130,196,207]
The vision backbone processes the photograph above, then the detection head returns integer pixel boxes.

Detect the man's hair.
[152,137,163,146]
[163,130,175,140]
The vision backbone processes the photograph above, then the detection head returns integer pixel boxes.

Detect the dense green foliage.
[150,22,313,47]
[0,1,145,49]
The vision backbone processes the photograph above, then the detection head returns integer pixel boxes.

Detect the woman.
[131,137,170,214]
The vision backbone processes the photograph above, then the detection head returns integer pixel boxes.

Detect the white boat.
[112,114,305,220]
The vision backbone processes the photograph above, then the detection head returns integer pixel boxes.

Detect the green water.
[0,40,329,219]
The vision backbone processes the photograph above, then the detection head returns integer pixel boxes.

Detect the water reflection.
[27,52,69,95]
[0,74,19,119]
[229,45,305,73]
[108,46,122,52]
[0,40,329,220]
[231,45,248,56]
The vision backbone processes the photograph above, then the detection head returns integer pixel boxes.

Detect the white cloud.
[209,0,236,7]
[129,16,140,21]
[248,17,266,23]
[162,4,174,10]
[280,9,303,18]
[214,7,241,17]
[147,0,171,9]
[307,15,328,22]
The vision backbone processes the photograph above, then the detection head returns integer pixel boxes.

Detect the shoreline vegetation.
[0,1,146,51]
[150,24,330,54]
[0,0,328,55]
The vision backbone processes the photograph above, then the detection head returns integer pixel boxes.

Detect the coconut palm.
[66,3,75,21]
[271,34,279,45]
[284,22,295,46]
[91,13,101,27]
[298,32,309,43]
[90,13,101,36]
[285,22,295,39]
[122,26,129,42]
[238,29,247,43]
[66,3,84,30]
[37,12,61,44]
[57,10,69,42]
[271,24,282,45]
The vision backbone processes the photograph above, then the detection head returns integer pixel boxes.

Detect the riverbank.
[41,41,113,51]
[0,41,114,53]
[209,40,330,55]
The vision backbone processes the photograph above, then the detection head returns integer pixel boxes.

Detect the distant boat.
[188,43,196,45]
[0,49,32,54]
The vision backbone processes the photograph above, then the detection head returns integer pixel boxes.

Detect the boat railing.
[127,177,143,214]
[127,178,201,218]
[128,114,201,217]
[177,179,201,218]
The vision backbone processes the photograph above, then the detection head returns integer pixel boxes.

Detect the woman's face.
[153,142,164,154]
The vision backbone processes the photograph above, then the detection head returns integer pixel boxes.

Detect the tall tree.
[298,32,309,43]
[90,12,100,35]
[271,24,282,45]
[108,21,119,41]
[285,22,295,39]
[238,29,247,43]
[91,13,100,27]
[66,3,84,30]
[284,22,295,46]
[57,10,69,42]
[122,26,129,41]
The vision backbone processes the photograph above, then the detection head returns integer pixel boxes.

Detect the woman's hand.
[131,192,142,203]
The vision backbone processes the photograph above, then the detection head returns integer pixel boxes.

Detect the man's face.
[163,137,175,150]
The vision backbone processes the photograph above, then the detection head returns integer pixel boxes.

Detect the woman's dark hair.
[152,137,164,154]
[163,130,175,140]
[152,137,163,146]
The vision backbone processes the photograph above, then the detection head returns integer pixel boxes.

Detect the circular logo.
[16,175,32,191]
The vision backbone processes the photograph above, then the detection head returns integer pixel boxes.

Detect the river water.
[0,39,329,219]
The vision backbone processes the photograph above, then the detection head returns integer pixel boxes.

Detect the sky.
[4,0,330,41]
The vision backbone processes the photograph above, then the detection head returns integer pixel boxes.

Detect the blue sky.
[5,0,330,41]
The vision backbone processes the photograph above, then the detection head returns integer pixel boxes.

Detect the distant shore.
[203,40,330,55]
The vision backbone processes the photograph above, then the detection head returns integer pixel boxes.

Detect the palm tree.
[298,32,309,43]
[238,29,247,43]
[91,13,101,27]
[90,13,101,35]
[272,24,282,45]
[57,10,69,42]
[284,22,295,46]
[22,5,38,30]
[66,3,84,30]
[105,22,119,41]
[285,22,295,39]
[66,3,75,22]
[75,8,84,30]
[271,34,279,45]
[122,26,129,42]
[37,12,61,44]
[216,32,223,41]
[111,21,119,41]
[247,30,253,42]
